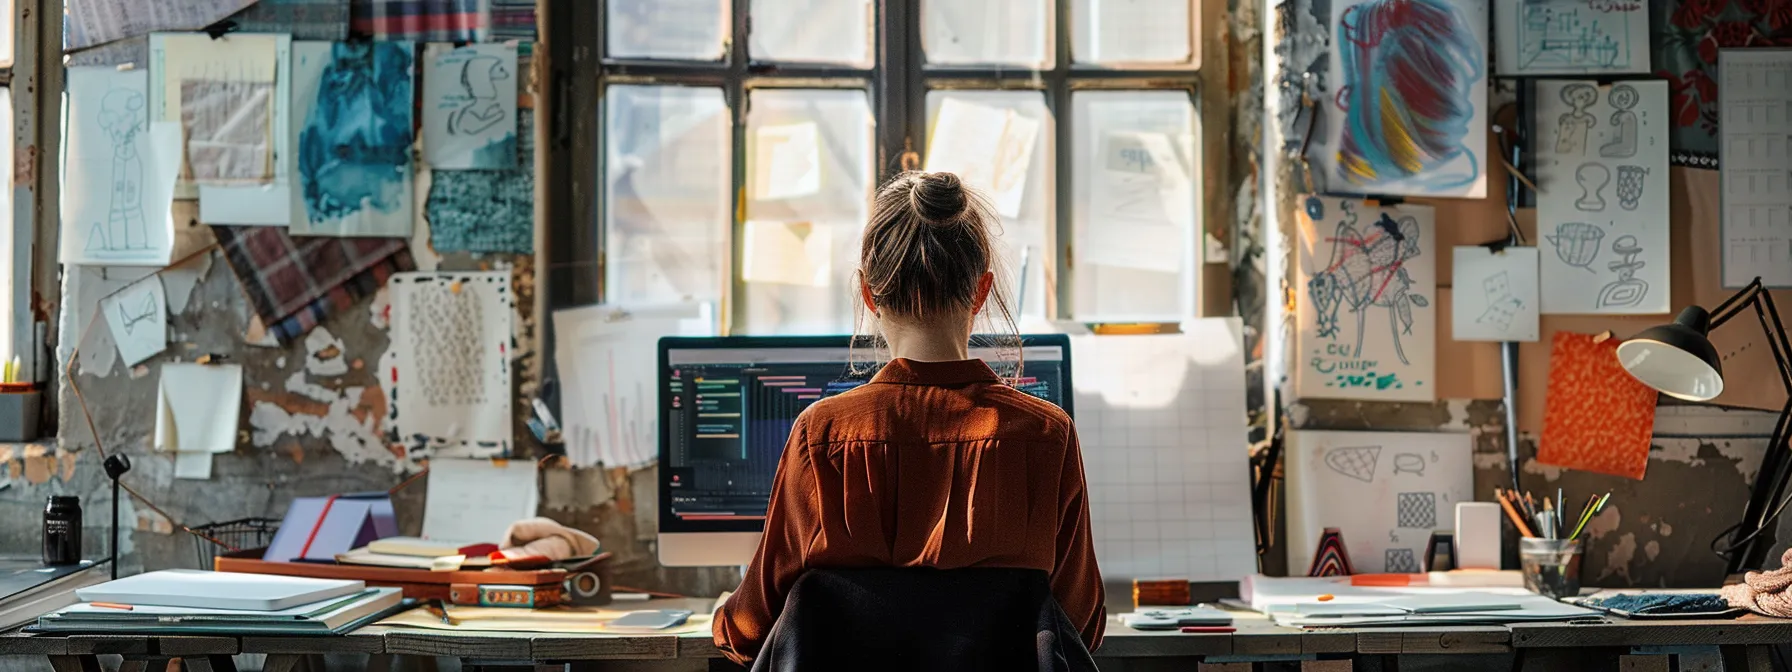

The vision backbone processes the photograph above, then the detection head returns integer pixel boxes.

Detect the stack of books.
[1,559,109,632]
[33,569,407,635]
[335,537,501,570]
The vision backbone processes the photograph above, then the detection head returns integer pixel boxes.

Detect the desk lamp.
[1615,277,1792,573]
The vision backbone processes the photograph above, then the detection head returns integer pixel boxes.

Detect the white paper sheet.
[386,272,514,457]
[1323,0,1487,198]
[1536,80,1671,313]
[1285,429,1474,574]
[1451,246,1540,342]
[1074,320,1256,582]
[422,43,519,171]
[1494,0,1650,76]
[1081,0,1194,64]
[65,0,257,52]
[923,97,1041,218]
[603,86,733,307]
[100,275,168,367]
[553,303,714,469]
[61,68,181,266]
[1719,50,1792,289]
[752,122,822,201]
[1083,131,1193,273]
[1295,195,1437,402]
[421,458,540,545]
[741,220,832,287]
[147,33,285,199]
[197,36,294,226]
[154,363,243,480]
[289,41,417,238]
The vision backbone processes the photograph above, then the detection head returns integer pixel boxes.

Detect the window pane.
[0,0,12,67]
[604,85,731,311]
[1070,0,1196,65]
[749,0,872,68]
[922,91,1053,323]
[0,87,11,369]
[922,0,1050,67]
[606,0,729,61]
[1071,91,1199,322]
[741,89,873,335]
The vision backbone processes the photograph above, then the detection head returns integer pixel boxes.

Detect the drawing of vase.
[1547,222,1605,272]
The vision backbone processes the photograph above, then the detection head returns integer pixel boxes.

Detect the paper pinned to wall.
[553,303,714,469]
[1536,80,1671,313]
[1538,332,1657,480]
[195,35,295,225]
[1494,0,1650,76]
[291,41,417,237]
[741,220,832,287]
[1451,246,1540,342]
[61,67,182,266]
[422,43,519,170]
[1073,320,1256,581]
[65,0,258,52]
[155,362,244,481]
[147,33,285,198]
[1295,195,1437,402]
[1719,50,1792,289]
[752,122,823,201]
[924,97,1041,218]
[421,458,540,544]
[100,275,168,367]
[1082,131,1193,273]
[385,272,514,458]
[1286,429,1474,574]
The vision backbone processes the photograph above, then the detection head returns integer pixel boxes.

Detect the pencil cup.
[1519,537,1582,599]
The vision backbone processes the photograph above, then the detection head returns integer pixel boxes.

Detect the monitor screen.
[657,335,1072,535]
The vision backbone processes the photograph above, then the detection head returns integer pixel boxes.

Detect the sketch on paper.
[1297,196,1436,402]
[62,67,181,266]
[296,42,416,237]
[1288,430,1473,574]
[1328,0,1488,198]
[1325,445,1381,482]
[100,275,169,368]
[1385,548,1421,573]
[1084,130,1196,275]
[422,43,519,170]
[385,272,513,457]
[1537,80,1669,314]
[1496,0,1650,76]
[1719,50,1792,288]
[1452,246,1540,342]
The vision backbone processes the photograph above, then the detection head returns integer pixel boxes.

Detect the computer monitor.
[657,335,1073,567]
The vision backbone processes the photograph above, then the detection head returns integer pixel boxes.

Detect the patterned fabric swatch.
[427,112,535,254]
[1651,0,1792,168]
[213,225,414,343]
[352,0,491,42]
[232,0,352,40]
[490,0,537,40]
[1538,332,1660,480]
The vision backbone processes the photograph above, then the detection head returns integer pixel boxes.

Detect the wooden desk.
[4,603,1788,671]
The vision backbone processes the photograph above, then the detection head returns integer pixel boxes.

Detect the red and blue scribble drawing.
[1334,0,1484,192]
[1307,198,1430,366]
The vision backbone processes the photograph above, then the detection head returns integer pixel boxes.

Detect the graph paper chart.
[1720,49,1792,289]
[1071,318,1255,581]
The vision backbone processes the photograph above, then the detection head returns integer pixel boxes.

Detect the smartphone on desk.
[608,609,694,630]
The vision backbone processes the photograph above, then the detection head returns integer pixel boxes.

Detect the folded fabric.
[1723,548,1792,617]
[501,517,599,561]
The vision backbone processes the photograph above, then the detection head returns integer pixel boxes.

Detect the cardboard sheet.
[1537,332,1658,480]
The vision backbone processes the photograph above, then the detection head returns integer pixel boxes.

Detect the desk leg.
[182,655,238,672]
[1721,644,1775,672]
[48,656,100,672]
[263,654,305,672]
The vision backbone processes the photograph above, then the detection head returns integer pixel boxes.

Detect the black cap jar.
[43,495,82,565]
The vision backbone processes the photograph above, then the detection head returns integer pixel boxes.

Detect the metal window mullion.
[724,0,751,336]
[1050,0,1073,321]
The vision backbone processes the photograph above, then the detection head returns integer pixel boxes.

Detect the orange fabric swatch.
[1538,332,1659,480]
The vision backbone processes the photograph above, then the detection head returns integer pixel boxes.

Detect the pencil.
[91,602,133,611]
[1496,491,1536,537]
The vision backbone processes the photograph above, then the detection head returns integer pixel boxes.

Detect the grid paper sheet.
[1720,49,1792,289]
[1073,318,1255,582]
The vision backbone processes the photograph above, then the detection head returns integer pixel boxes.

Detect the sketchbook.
[76,570,364,611]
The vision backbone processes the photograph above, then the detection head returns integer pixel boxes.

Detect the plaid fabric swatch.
[490,0,536,40]
[427,112,535,254]
[352,0,491,42]
[213,226,415,343]
[232,0,352,40]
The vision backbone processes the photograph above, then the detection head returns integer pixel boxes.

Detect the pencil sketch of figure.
[449,55,510,136]
[1307,202,1430,366]
[97,88,148,252]
[1556,84,1598,155]
[1601,84,1640,159]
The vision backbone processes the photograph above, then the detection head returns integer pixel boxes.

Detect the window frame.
[544,0,1231,333]
[3,0,55,390]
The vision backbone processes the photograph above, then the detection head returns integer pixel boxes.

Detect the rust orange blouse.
[712,357,1105,665]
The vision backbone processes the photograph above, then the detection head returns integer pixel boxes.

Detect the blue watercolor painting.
[428,112,535,254]
[295,41,416,237]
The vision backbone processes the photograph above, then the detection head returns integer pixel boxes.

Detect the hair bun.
[909,172,969,223]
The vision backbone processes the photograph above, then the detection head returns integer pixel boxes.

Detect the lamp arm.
[1752,289,1792,398]
[1710,279,1764,331]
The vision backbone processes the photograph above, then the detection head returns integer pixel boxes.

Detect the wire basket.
[191,517,282,569]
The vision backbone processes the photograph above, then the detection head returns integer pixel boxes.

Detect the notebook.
[76,570,364,611]
[36,588,404,634]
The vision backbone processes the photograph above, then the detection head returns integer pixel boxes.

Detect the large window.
[575,0,1205,334]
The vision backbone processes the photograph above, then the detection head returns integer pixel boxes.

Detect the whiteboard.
[1286,430,1474,574]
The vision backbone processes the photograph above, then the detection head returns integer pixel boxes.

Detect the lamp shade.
[1616,306,1725,401]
